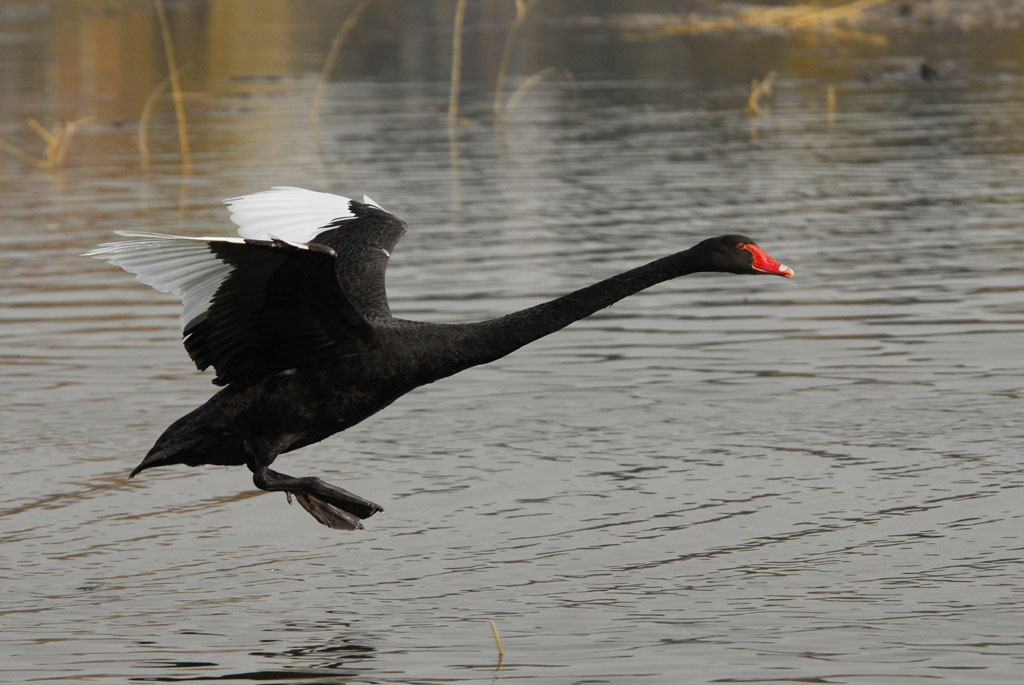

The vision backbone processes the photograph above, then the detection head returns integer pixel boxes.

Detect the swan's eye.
[736,242,746,249]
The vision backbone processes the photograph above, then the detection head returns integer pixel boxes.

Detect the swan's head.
[699,235,794,278]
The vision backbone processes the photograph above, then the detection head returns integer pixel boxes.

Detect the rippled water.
[4,3,1024,683]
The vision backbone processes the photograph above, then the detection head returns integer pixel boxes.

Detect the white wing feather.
[87,187,385,332]
[224,186,384,243]
[85,232,244,331]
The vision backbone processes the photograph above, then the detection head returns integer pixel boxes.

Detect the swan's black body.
[90,190,793,530]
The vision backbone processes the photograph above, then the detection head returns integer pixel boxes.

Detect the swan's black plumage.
[183,201,403,385]
[88,188,793,530]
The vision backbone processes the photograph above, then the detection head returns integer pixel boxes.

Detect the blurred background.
[3,1,1024,683]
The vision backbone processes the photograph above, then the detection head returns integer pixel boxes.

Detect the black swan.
[87,187,794,530]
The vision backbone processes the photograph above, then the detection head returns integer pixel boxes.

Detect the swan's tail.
[130,437,207,478]
[130,411,246,477]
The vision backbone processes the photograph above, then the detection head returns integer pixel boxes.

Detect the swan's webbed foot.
[251,467,383,530]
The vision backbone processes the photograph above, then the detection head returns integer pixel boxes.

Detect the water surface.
[3,2,1024,683]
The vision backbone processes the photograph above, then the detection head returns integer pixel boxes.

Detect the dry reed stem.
[827,84,836,126]
[0,137,48,168]
[503,66,569,112]
[746,70,777,116]
[447,0,468,200]
[26,118,58,145]
[0,116,92,169]
[139,78,170,170]
[312,0,375,122]
[494,0,543,122]
[51,121,77,165]
[447,0,468,134]
[153,0,191,172]
[490,620,503,655]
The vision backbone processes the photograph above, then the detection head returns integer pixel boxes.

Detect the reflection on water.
[3,2,1024,683]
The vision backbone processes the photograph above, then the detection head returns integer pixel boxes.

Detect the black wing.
[183,238,375,384]
[309,200,408,320]
[87,194,409,385]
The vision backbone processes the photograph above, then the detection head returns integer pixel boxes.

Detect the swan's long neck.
[415,248,704,382]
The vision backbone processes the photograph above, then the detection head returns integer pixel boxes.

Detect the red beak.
[743,244,794,278]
